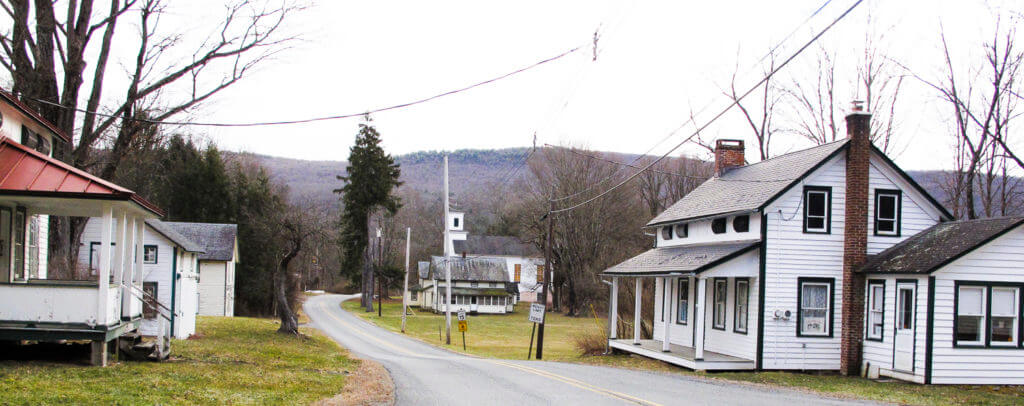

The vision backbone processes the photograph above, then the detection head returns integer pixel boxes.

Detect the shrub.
[571,326,607,356]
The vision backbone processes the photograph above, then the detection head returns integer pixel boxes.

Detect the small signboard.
[457,309,467,321]
[528,303,545,324]
[458,320,468,332]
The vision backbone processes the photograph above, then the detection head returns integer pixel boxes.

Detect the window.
[470,281,478,287]
[27,216,39,279]
[803,186,832,234]
[144,245,158,264]
[675,223,688,238]
[866,281,885,341]
[89,242,101,271]
[874,189,902,236]
[489,282,497,288]
[453,217,459,228]
[661,226,673,240]
[797,278,834,337]
[897,286,914,330]
[955,285,986,345]
[734,279,749,333]
[514,264,521,282]
[13,208,25,280]
[713,279,727,330]
[711,218,727,234]
[143,282,158,319]
[677,279,689,325]
[991,287,1019,346]
[733,215,750,233]
[20,128,49,155]
[410,291,417,301]
[536,265,545,283]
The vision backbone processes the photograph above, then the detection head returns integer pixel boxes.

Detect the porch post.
[609,277,618,339]
[97,205,113,325]
[662,277,672,352]
[694,277,706,360]
[633,278,642,345]
[122,215,136,318]
[112,209,126,292]
[135,219,145,287]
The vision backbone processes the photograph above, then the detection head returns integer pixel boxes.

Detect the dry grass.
[571,326,608,356]
[315,358,395,406]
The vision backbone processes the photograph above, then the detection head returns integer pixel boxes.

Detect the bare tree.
[275,202,326,335]
[1,0,301,274]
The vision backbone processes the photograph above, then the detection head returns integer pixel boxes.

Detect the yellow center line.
[316,298,661,406]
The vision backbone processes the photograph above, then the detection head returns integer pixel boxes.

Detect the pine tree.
[334,119,402,309]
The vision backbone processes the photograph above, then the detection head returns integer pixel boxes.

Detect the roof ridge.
[727,139,849,172]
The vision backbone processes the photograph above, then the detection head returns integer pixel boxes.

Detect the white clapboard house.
[0,89,164,365]
[423,255,516,314]
[80,218,204,339]
[603,106,961,376]
[447,211,546,303]
[165,222,238,317]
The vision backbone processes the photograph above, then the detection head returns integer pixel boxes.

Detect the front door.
[894,282,916,372]
[471,296,478,312]
[0,207,10,282]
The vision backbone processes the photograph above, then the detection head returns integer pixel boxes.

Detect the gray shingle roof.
[647,140,849,226]
[418,261,430,279]
[452,235,540,257]
[164,222,238,261]
[429,256,508,282]
[602,242,758,276]
[860,216,1024,274]
[145,219,204,253]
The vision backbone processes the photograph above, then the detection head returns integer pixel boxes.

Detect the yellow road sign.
[458,320,468,332]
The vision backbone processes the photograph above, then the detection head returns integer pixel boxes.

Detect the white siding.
[931,225,1024,385]
[866,156,944,255]
[651,272,759,359]
[656,215,761,247]
[860,275,928,383]
[199,261,228,316]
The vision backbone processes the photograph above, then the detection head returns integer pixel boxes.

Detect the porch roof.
[601,242,758,276]
[0,137,163,216]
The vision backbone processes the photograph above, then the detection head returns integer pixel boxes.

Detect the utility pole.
[536,196,554,359]
[401,227,411,333]
[377,227,383,317]
[443,155,452,345]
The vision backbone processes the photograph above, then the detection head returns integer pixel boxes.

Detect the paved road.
[305,294,875,406]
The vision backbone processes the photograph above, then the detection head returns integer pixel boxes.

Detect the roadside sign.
[458,320,468,332]
[528,303,545,324]
[457,309,467,321]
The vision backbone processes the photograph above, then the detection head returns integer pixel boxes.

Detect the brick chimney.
[714,139,745,176]
[840,100,870,376]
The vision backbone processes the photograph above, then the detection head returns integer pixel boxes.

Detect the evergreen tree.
[334,119,402,309]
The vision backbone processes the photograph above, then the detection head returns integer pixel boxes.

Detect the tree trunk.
[276,241,301,335]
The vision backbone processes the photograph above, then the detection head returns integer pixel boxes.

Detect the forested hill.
[243,148,955,212]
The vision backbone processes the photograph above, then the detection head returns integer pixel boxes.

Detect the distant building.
[423,256,515,314]
[165,222,239,317]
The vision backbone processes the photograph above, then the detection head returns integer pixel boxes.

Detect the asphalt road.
[305,294,876,406]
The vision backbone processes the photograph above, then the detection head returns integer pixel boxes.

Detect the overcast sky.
[107,0,1024,170]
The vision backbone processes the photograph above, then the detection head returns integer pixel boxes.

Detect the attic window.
[711,218,727,234]
[874,189,902,237]
[733,215,749,233]
[661,226,673,240]
[674,223,688,238]
[453,217,460,228]
[803,186,832,234]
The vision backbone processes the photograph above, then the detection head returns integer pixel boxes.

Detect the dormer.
[0,89,71,157]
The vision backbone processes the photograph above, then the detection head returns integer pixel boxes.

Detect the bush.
[571,326,607,356]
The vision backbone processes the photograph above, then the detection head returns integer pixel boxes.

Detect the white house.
[603,107,955,375]
[80,218,204,339]
[424,255,516,314]
[165,222,238,317]
[0,89,163,366]
[860,216,1024,385]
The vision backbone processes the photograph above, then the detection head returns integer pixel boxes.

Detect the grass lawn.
[0,317,359,404]
[344,298,1024,405]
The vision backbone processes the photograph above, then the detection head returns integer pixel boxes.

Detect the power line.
[549,0,838,203]
[29,44,587,128]
[548,0,864,214]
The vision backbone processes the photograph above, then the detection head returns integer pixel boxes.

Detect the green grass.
[0,317,358,405]
[344,299,1024,405]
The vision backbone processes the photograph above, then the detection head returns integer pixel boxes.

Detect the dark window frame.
[143,244,158,264]
[661,226,673,240]
[676,278,689,325]
[953,280,1024,349]
[711,218,727,235]
[796,277,835,338]
[674,223,689,239]
[802,186,832,234]
[865,280,886,342]
[874,189,903,237]
[733,215,750,233]
[734,278,749,334]
[142,281,158,319]
[712,278,727,330]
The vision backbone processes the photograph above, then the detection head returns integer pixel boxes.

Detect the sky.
[29,0,1024,171]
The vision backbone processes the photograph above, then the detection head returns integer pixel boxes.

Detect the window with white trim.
[956,285,985,345]
[734,279,749,333]
[677,279,689,325]
[144,245,158,264]
[867,282,885,340]
[713,279,727,330]
[803,187,831,234]
[991,287,1019,346]
[798,278,833,336]
[897,286,914,330]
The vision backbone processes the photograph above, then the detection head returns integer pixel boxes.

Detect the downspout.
[170,246,177,335]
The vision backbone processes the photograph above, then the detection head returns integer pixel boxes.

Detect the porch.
[610,339,755,370]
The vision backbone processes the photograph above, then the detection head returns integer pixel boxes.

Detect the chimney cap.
[851,100,865,112]
[715,139,745,150]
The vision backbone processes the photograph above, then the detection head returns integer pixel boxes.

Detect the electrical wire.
[28,44,587,128]
[548,0,864,214]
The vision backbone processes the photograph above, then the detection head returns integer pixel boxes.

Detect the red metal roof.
[0,89,73,143]
[0,137,164,216]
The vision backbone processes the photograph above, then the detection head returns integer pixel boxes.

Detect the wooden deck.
[609,339,755,371]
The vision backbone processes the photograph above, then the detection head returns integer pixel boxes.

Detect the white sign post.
[528,303,545,324]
